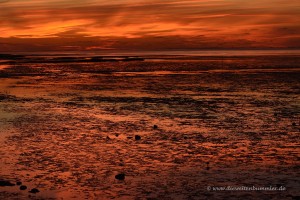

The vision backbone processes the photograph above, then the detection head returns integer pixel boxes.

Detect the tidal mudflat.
[0,54,299,199]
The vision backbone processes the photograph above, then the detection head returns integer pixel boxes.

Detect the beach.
[0,52,299,199]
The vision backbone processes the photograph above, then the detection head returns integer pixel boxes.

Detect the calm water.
[10,49,300,56]
[0,54,299,199]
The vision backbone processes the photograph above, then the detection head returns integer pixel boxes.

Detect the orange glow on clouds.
[0,0,299,51]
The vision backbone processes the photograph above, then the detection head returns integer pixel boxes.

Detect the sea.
[0,50,299,199]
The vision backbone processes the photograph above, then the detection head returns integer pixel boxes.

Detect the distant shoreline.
[1,49,300,57]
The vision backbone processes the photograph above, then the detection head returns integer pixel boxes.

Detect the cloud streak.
[0,0,299,51]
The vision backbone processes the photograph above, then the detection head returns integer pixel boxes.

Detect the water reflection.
[0,55,299,199]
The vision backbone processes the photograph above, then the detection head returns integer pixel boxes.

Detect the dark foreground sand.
[0,54,299,199]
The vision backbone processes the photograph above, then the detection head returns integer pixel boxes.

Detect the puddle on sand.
[0,65,9,70]
[0,57,300,199]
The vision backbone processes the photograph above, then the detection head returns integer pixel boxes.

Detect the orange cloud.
[0,0,299,51]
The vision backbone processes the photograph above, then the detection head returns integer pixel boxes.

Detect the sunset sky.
[1,0,300,52]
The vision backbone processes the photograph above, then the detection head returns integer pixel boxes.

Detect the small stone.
[153,125,158,129]
[29,188,40,193]
[0,180,15,186]
[135,135,141,140]
[20,185,27,190]
[115,173,125,180]
[292,122,296,126]
[16,181,22,185]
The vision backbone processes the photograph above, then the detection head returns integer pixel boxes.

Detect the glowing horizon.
[1,0,300,51]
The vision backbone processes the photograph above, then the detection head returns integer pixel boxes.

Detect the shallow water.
[0,55,299,199]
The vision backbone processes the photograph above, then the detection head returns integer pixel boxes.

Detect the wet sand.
[0,54,299,199]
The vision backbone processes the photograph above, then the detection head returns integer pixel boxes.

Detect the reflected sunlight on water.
[0,54,299,199]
